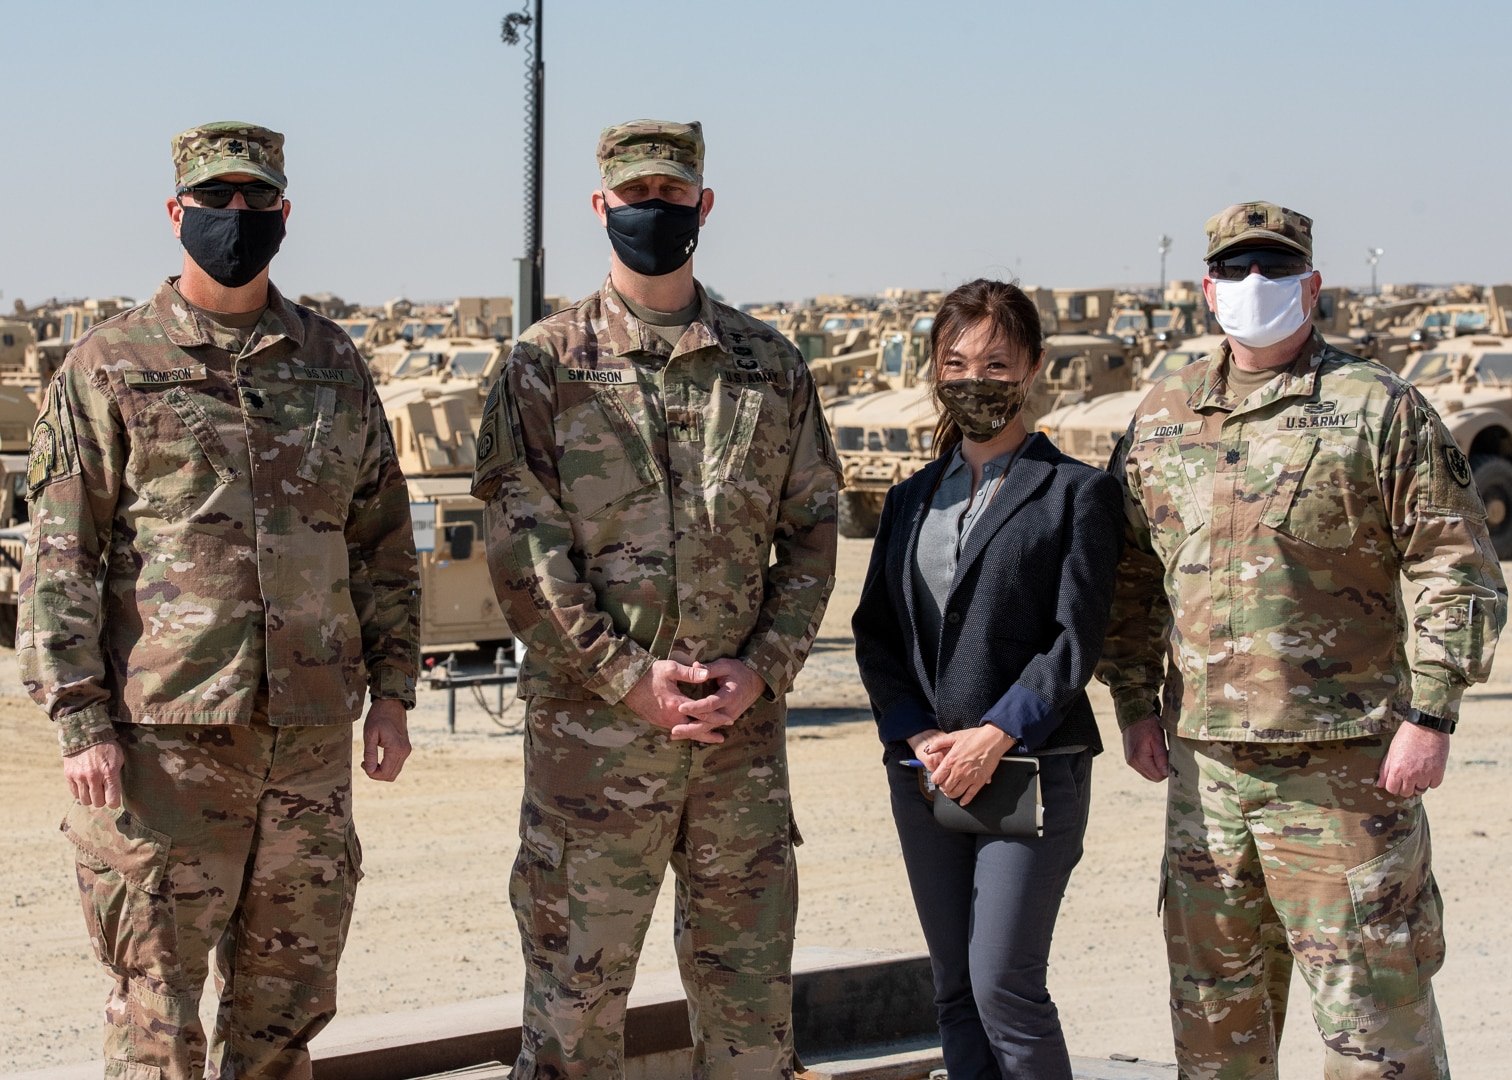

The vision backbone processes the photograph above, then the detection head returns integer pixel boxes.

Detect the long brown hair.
[928,279,1043,458]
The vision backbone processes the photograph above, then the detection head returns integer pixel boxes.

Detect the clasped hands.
[906,723,1017,806]
[623,658,766,744]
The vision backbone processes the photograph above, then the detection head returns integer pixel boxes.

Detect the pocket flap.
[1347,820,1431,926]
[60,803,171,894]
[518,797,566,869]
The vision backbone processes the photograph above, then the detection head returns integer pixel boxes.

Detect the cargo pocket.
[554,390,661,518]
[296,382,365,506]
[1346,819,1441,1012]
[337,821,365,948]
[1259,434,1365,551]
[510,796,569,968]
[61,802,180,984]
[127,389,238,522]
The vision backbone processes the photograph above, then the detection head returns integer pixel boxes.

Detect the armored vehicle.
[376,337,515,649]
[1401,335,1512,557]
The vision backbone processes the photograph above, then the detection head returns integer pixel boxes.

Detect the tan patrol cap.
[1204,201,1313,262]
[172,121,287,190]
[597,120,703,190]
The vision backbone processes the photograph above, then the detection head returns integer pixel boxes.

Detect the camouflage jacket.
[1098,330,1506,741]
[19,280,421,755]
[471,278,841,704]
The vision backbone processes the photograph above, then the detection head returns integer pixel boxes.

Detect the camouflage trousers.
[1163,734,1448,1080]
[511,694,800,1080]
[60,720,360,1080]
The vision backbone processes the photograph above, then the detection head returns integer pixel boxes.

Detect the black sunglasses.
[177,180,283,211]
[1207,249,1311,282]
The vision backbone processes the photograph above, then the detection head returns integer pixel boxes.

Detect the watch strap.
[1407,709,1457,734]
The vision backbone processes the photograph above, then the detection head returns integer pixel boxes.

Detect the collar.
[597,275,732,360]
[152,277,306,354]
[943,439,1026,482]
[1188,328,1328,413]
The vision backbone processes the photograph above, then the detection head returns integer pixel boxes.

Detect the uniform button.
[946,612,961,624]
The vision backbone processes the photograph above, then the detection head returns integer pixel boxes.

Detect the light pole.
[502,1,545,334]
[1367,247,1384,296]
[1158,234,1173,298]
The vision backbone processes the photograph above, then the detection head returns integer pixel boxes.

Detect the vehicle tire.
[1470,454,1512,560]
[0,603,15,649]
[837,490,882,539]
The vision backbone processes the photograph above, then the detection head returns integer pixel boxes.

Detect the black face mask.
[179,206,286,288]
[603,197,701,277]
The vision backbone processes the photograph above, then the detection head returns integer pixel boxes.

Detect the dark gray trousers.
[886,748,1094,1080]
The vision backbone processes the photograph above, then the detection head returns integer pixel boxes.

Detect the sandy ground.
[3,538,1509,1076]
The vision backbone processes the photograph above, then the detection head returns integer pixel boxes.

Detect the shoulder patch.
[28,382,82,492]
[471,375,523,501]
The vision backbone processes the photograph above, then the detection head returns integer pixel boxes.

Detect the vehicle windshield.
[1146,350,1201,380]
[822,317,849,332]
[449,350,492,378]
[391,351,442,378]
[424,322,448,338]
[1151,312,1175,330]
[1473,353,1512,387]
[1404,351,1454,384]
[1454,312,1488,333]
[835,426,864,452]
[880,333,905,375]
[346,323,368,339]
[1112,314,1147,333]
[1421,312,1450,329]
[912,316,935,335]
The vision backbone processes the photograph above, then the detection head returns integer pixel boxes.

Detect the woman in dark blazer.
[853,279,1124,1080]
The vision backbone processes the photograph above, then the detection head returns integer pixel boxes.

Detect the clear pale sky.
[4,0,1508,310]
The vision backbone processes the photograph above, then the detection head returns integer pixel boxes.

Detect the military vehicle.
[1400,335,1512,557]
[376,336,515,649]
[826,333,1135,537]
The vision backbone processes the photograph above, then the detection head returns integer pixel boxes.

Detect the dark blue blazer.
[853,432,1123,755]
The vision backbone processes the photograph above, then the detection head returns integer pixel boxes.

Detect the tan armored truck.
[1401,335,1512,557]
[377,337,515,649]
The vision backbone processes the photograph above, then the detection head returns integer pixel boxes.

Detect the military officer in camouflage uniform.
[472,120,840,1079]
[1098,202,1506,1079]
[19,122,421,1079]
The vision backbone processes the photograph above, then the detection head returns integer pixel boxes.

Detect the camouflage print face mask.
[936,378,1030,443]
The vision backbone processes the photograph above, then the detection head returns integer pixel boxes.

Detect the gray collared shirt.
[912,443,1023,680]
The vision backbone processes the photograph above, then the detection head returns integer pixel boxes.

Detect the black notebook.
[931,756,1042,837]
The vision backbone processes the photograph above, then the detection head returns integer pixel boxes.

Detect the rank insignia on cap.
[1247,210,1266,227]
[227,139,246,156]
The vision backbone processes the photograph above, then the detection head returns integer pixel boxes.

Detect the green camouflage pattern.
[935,377,1028,442]
[62,719,359,1079]
[171,121,287,189]
[511,695,799,1079]
[1098,330,1506,739]
[19,279,421,755]
[1163,734,1448,1079]
[597,120,704,190]
[1203,201,1313,261]
[471,276,840,705]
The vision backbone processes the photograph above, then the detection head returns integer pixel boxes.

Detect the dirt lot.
[3,538,1509,1075]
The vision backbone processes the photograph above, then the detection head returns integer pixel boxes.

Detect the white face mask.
[1213,272,1312,348]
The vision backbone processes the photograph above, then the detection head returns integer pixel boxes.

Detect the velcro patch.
[1282,412,1355,430]
[294,367,357,384]
[123,365,207,386]
[1138,420,1202,441]
[562,367,630,385]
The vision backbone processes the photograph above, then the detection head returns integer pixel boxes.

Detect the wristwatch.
[1405,709,1457,735]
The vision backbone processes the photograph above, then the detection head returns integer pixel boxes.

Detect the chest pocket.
[555,389,661,518]
[1139,441,1208,563]
[1258,433,1368,551]
[128,386,239,523]
[290,375,365,505]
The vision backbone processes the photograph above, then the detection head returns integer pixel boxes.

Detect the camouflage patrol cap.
[1204,201,1313,262]
[172,121,287,190]
[597,120,703,190]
